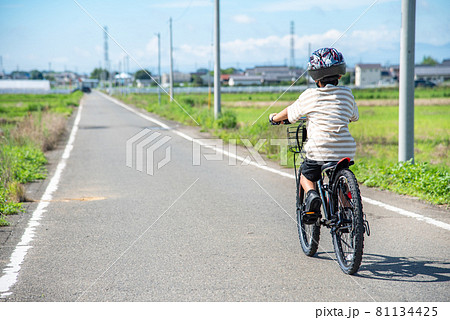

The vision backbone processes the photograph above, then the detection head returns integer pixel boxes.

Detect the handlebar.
[269,118,291,125]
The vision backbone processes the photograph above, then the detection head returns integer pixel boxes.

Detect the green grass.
[0,93,81,119]
[352,160,449,205]
[352,86,450,100]
[230,103,449,205]
[0,92,83,224]
[115,88,449,206]
[219,86,450,102]
[350,105,449,165]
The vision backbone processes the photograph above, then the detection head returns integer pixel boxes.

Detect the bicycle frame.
[296,157,352,229]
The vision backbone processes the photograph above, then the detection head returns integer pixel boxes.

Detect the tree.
[221,67,236,74]
[90,68,109,80]
[134,69,152,80]
[341,72,351,85]
[191,74,204,87]
[421,56,438,66]
[30,70,43,80]
[209,67,237,76]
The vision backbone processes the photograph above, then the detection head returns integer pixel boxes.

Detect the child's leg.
[300,174,316,194]
[299,159,321,213]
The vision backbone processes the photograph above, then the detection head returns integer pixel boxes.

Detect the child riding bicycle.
[269,48,359,217]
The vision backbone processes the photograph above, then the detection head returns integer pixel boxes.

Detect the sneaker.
[305,190,321,213]
[302,190,321,224]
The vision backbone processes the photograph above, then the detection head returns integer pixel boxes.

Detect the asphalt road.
[0,91,449,302]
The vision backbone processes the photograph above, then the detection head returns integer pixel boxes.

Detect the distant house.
[54,72,78,86]
[220,74,231,85]
[79,78,99,89]
[200,73,213,85]
[114,72,133,86]
[389,65,400,80]
[246,65,291,75]
[228,75,263,86]
[414,64,450,83]
[245,65,303,84]
[136,79,154,88]
[388,61,450,84]
[11,71,30,80]
[355,64,381,86]
[162,71,191,86]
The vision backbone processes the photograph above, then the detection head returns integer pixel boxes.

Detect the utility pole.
[104,26,112,94]
[155,32,161,105]
[214,0,221,119]
[399,0,416,163]
[0,56,3,77]
[169,18,174,102]
[290,21,295,69]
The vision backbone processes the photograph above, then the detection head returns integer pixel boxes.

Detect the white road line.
[97,91,294,179]
[362,197,450,231]
[0,103,84,298]
[99,91,450,232]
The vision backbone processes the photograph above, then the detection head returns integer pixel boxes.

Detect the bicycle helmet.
[307,48,346,81]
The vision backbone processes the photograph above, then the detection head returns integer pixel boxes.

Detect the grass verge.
[0,92,83,226]
[115,89,449,206]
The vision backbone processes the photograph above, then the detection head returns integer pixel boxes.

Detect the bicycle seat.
[321,159,355,174]
[321,161,337,174]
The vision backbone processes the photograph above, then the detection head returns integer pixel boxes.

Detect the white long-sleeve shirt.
[287,84,359,161]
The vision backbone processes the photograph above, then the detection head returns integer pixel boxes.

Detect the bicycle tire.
[332,169,364,275]
[296,171,320,256]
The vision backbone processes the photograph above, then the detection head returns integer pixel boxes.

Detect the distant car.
[81,86,92,93]
[414,79,436,88]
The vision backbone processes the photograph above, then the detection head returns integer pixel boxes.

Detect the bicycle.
[270,117,370,275]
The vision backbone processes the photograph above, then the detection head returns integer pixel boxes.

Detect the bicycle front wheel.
[297,175,320,256]
[332,169,364,275]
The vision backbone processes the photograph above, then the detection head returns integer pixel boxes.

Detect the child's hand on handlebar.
[269,113,291,125]
[269,113,280,125]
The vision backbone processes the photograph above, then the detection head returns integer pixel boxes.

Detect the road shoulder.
[0,104,80,269]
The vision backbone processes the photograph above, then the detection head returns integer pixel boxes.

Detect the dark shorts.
[300,158,326,182]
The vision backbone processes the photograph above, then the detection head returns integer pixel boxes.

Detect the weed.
[0,92,82,223]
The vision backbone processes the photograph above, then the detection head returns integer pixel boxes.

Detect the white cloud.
[232,14,256,24]
[145,36,161,58]
[172,27,400,66]
[127,26,401,71]
[74,46,91,58]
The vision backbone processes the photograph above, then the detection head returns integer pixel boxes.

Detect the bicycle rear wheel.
[332,169,364,275]
[297,175,320,256]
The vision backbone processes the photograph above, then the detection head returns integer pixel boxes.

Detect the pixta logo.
[126,128,172,175]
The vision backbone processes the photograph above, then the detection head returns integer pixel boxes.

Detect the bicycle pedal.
[302,211,320,225]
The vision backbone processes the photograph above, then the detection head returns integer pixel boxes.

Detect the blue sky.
[1,0,449,74]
